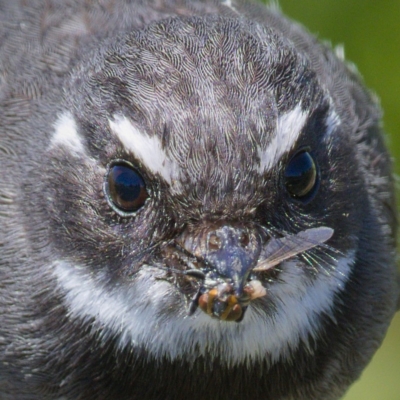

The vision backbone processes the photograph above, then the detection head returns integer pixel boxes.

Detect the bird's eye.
[105,162,148,214]
[284,151,317,199]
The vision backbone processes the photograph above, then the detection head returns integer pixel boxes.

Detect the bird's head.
[25,15,391,366]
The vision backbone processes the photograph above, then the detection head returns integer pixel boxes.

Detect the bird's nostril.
[208,233,222,250]
[239,232,249,247]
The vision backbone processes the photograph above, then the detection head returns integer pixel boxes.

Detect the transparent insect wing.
[254,227,334,272]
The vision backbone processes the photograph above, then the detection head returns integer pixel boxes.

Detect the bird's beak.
[175,223,334,322]
[178,223,263,322]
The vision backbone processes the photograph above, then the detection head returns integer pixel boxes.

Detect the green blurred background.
[272,1,400,399]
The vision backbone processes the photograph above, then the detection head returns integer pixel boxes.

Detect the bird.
[0,0,398,399]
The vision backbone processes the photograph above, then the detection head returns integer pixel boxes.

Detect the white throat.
[52,253,354,366]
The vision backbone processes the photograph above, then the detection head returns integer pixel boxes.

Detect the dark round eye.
[284,151,317,199]
[106,163,148,213]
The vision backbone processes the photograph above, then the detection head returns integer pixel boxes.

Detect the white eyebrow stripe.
[50,112,86,155]
[325,108,341,136]
[109,115,181,187]
[221,0,239,13]
[257,105,309,172]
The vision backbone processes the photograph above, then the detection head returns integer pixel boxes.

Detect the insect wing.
[253,227,333,272]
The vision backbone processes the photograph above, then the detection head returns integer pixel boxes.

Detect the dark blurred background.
[270,1,400,399]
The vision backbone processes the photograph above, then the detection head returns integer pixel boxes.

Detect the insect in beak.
[187,227,334,322]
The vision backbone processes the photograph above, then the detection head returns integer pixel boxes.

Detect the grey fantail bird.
[0,1,398,399]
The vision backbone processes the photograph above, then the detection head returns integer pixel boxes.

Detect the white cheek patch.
[52,252,353,366]
[265,255,352,359]
[109,115,181,190]
[258,104,309,172]
[50,112,86,155]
